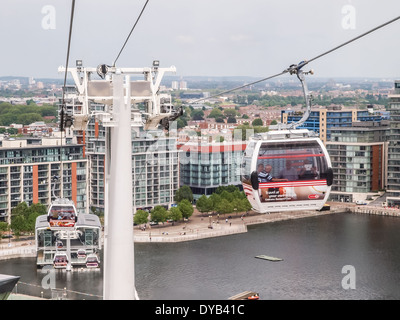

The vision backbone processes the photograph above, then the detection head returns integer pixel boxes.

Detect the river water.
[1,212,400,300]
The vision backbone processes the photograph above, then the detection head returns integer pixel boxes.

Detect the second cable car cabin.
[47,198,78,229]
[241,129,333,213]
[53,252,69,269]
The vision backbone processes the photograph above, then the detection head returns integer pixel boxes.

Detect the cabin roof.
[35,213,101,230]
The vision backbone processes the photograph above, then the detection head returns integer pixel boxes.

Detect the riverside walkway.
[133,205,339,243]
[2,202,400,259]
[0,242,36,261]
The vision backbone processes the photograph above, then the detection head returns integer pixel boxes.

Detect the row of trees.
[0,102,58,126]
[134,199,194,226]
[196,186,252,216]
[0,202,47,238]
[133,185,252,226]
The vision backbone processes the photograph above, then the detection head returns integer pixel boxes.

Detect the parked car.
[356,200,367,205]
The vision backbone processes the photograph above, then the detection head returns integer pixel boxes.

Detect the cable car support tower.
[59,61,177,300]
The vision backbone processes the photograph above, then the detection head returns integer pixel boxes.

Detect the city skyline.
[1,1,400,80]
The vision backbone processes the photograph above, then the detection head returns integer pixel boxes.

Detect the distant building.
[282,106,385,144]
[386,80,400,207]
[179,80,187,90]
[326,121,389,203]
[178,139,246,199]
[171,81,179,90]
[85,105,180,213]
[0,138,88,223]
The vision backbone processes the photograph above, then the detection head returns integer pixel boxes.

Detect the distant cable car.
[53,252,69,269]
[77,249,87,259]
[86,254,100,268]
[241,65,333,213]
[47,198,78,228]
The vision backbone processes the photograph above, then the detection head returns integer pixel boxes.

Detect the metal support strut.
[287,62,314,129]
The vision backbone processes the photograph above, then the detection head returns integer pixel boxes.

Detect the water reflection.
[1,213,400,300]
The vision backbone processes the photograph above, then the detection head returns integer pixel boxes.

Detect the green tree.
[27,203,47,217]
[177,118,187,129]
[191,109,204,121]
[215,198,234,215]
[134,209,149,226]
[215,185,240,194]
[0,221,9,239]
[252,118,263,126]
[175,185,193,203]
[6,127,19,135]
[12,202,29,219]
[208,108,224,119]
[26,212,42,233]
[150,206,167,223]
[196,195,213,215]
[223,108,238,118]
[17,113,43,125]
[233,198,252,214]
[39,105,58,117]
[11,215,26,238]
[167,207,182,222]
[209,193,222,212]
[220,190,234,202]
[11,202,47,235]
[178,199,194,219]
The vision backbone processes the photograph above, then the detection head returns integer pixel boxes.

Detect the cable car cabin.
[53,252,69,269]
[241,129,333,213]
[47,198,78,229]
[77,249,87,259]
[86,254,100,268]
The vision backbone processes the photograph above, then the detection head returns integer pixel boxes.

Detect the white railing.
[134,224,247,243]
[0,245,36,260]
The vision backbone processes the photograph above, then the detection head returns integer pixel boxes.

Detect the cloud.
[229,34,256,44]
[175,35,195,45]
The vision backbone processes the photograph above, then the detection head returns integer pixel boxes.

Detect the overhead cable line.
[58,0,75,200]
[113,0,150,67]
[191,14,400,104]
[192,71,288,103]
[60,0,76,132]
[299,14,400,69]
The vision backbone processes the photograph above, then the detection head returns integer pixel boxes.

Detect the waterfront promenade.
[0,241,36,261]
[134,206,338,243]
[2,202,400,260]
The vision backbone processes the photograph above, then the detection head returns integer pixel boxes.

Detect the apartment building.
[178,139,246,200]
[386,80,400,206]
[326,121,389,203]
[282,106,385,144]
[0,137,88,223]
[85,112,180,213]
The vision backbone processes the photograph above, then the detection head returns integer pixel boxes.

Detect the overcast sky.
[1,0,400,80]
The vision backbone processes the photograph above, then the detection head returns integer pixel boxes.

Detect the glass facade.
[283,108,385,140]
[0,142,87,222]
[387,81,400,205]
[179,141,246,199]
[85,103,180,212]
[326,126,387,201]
